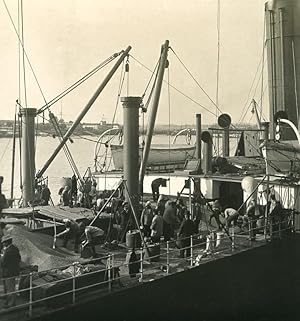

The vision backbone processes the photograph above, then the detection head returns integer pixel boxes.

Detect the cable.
[37,52,120,115]
[130,54,217,117]
[169,47,223,115]
[3,0,48,106]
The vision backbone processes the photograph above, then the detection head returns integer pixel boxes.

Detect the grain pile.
[8,225,79,271]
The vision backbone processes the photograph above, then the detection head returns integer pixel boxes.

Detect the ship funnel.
[218,113,231,157]
[201,131,212,174]
[265,0,300,139]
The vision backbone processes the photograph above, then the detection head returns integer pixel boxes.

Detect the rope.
[0,139,11,164]
[260,14,266,123]
[237,42,267,126]
[169,47,223,115]
[167,65,171,195]
[3,0,48,106]
[130,54,216,117]
[216,0,221,119]
[37,52,120,115]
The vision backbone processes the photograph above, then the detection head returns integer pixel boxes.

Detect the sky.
[0,0,269,125]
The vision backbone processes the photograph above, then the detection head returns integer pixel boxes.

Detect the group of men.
[209,193,284,240]
[54,219,105,258]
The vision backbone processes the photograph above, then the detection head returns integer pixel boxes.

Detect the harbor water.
[0,134,239,204]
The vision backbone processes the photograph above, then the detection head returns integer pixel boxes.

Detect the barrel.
[126,230,142,248]
[145,244,160,262]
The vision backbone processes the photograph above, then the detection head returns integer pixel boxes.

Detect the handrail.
[0,215,294,317]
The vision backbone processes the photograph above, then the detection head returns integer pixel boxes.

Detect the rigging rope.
[129,54,217,117]
[3,0,48,106]
[216,0,221,120]
[37,52,120,115]
[169,47,223,116]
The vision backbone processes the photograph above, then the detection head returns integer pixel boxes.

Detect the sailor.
[140,201,153,237]
[55,219,83,253]
[81,224,105,258]
[177,211,195,258]
[0,234,21,308]
[151,178,169,201]
[150,208,164,243]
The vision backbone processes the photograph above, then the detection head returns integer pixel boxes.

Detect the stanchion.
[167,241,170,274]
[231,227,235,251]
[108,255,112,293]
[190,235,193,267]
[29,272,33,317]
[72,263,76,304]
[139,246,143,282]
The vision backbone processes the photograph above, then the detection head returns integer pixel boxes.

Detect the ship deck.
[0,222,284,321]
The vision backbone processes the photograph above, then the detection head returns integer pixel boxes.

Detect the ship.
[1,1,300,321]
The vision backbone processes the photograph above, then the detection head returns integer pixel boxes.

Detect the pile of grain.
[8,225,78,271]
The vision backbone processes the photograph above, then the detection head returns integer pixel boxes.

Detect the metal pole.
[36,46,132,179]
[20,108,36,207]
[108,255,112,293]
[10,110,17,202]
[231,226,235,251]
[222,128,229,157]
[72,263,76,304]
[190,235,193,267]
[139,247,143,282]
[166,241,170,274]
[121,97,142,214]
[261,122,269,141]
[279,8,286,110]
[139,40,169,191]
[29,272,33,317]
[195,114,202,173]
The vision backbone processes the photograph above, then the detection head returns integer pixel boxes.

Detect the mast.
[20,108,36,206]
[138,40,169,192]
[10,110,17,202]
[36,46,132,179]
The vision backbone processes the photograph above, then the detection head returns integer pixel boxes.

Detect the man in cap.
[0,234,21,308]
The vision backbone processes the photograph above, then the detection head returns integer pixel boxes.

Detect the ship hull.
[29,235,300,321]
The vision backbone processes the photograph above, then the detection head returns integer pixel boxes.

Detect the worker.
[151,178,169,201]
[150,208,164,243]
[245,199,257,241]
[0,234,21,308]
[209,200,222,229]
[55,219,83,253]
[0,176,8,217]
[140,201,153,237]
[268,194,283,238]
[40,184,51,206]
[223,207,240,229]
[177,211,195,258]
[163,201,177,241]
[60,186,71,206]
[81,224,105,258]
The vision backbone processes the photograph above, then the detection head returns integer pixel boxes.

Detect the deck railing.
[0,213,295,317]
